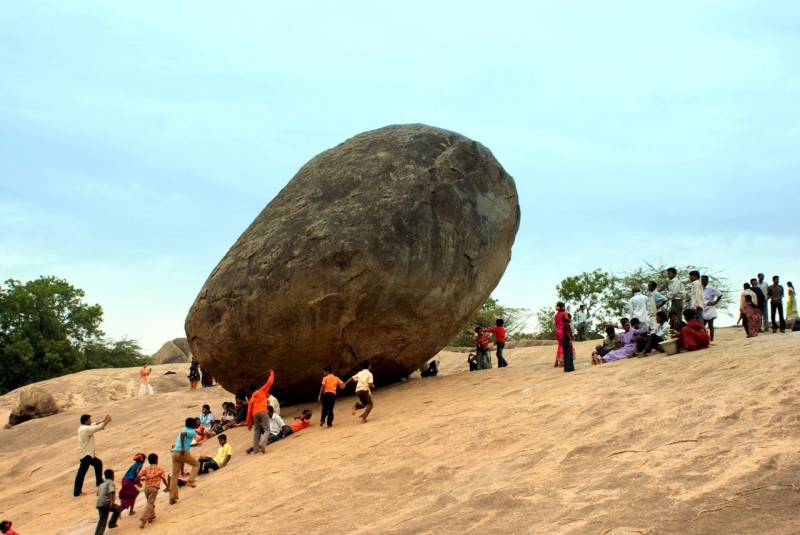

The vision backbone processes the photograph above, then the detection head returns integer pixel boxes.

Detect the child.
[199,404,216,438]
[344,360,375,423]
[318,366,344,427]
[474,327,492,370]
[561,313,575,372]
[283,410,312,437]
[191,418,208,446]
[467,353,478,372]
[199,434,232,474]
[138,453,167,529]
[482,318,508,367]
[96,469,122,535]
[0,520,20,535]
[119,453,145,516]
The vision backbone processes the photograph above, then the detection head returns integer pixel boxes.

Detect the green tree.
[449,297,533,346]
[555,269,626,334]
[0,276,149,394]
[532,306,557,340]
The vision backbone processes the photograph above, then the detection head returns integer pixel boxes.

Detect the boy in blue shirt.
[168,417,200,504]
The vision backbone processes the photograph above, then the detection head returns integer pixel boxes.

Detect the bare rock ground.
[1,328,799,534]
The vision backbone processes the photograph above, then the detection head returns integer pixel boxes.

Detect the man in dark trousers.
[74,414,112,497]
[767,275,786,333]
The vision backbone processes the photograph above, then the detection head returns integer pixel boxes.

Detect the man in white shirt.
[74,414,112,497]
[574,305,589,341]
[665,267,685,316]
[344,360,375,423]
[642,311,671,356]
[757,273,770,331]
[701,275,723,341]
[628,287,649,327]
[689,270,704,323]
[258,405,286,452]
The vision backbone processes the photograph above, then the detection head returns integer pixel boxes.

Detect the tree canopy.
[449,297,533,346]
[0,276,149,394]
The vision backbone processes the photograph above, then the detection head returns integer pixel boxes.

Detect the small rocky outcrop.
[152,339,191,364]
[7,387,60,426]
[185,124,520,400]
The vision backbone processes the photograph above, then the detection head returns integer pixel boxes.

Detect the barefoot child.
[119,453,145,516]
[344,360,375,423]
[96,469,123,535]
[138,453,167,529]
[318,366,344,427]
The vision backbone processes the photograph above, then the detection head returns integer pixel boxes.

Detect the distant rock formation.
[152,338,191,364]
[186,124,520,400]
[7,387,60,426]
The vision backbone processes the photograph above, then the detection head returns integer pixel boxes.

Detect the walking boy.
[344,360,375,423]
[95,469,122,535]
[482,319,508,367]
[138,454,167,529]
[318,366,345,427]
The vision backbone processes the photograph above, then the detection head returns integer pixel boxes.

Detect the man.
[245,370,275,454]
[767,275,786,333]
[665,267,685,316]
[169,417,199,504]
[74,414,112,497]
[628,287,649,327]
[592,318,637,363]
[573,306,589,342]
[199,434,232,473]
[642,311,671,356]
[701,275,723,341]
[757,273,770,331]
[646,281,668,329]
[688,271,704,323]
[750,278,767,331]
[258,405,286,452]
[138,364,153,397]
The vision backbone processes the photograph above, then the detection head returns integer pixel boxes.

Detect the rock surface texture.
[185,124,520,399]
[7,387,59,426]
[152,339,191,364]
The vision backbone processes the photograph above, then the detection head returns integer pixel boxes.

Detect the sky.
[2,1,798,353]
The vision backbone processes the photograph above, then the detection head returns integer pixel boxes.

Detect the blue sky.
[2,1,798,353]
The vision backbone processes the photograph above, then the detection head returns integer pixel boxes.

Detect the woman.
[188,359,200,390]
[787,281,798,318]
[119,453,145,515]
[679,310,710,351]
[201,368,214,388]
[553,302,569,367]
[742,295,762,338]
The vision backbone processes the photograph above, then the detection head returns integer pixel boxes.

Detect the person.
[119,453,145,516]
[168,417,199,504]
[482,319,508,367]
[191,417,209,446]
[419,360,439,377]
[592,318,637,364]
[199,434,232,473]
[738,283,758,333]
[245,370,275,455]
[701,275,723,341]
[630,317,650,355]
[679,309,710,351]
[258,405,286,452]
[665,267,685,316]
[231,395,248,427]
[137,453,167,529]
[668,311,686,334]
[767,275,786,333]
[268,393,281,416]
[138,364,153,397]
[95,469,122,535]
[282,409,313,437]
[787,281,798,318]
[628,287,649,327]
[467,352,478,372]
[647,281,668,329]
[553,302,569,368]
[688,271,704,323]
[318,366,345,428]
[213,402,236,434]
[561,314,575,372]
[750,278,767,331]
[474,327,492,370]
[742,295,762,338]
[74,413,112,497]
[188,359,200,390]
[757,273,770,331]
[642,311,671,356]
[201,368,214,388]
[591,326,619,361]
[0,521,20,535]
[199,404,216,437]
[573,305,589,342]
[344,359,375,423]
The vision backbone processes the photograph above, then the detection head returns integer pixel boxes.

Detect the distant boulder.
[8,387,60,426]
[152,340,190,364]
[171,338,193,358]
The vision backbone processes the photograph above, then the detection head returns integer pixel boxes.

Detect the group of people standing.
[738,274,797,337]
[469,319,508,371]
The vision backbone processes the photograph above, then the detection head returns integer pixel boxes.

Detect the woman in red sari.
[553,302,571,367]
[742,295,762,338]
[679,309,710,351]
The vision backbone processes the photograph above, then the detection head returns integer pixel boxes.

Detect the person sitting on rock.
[678,309,711,351]
[199,434,232,474]
[191,418,208,446]
[257,405,286,453]
[592,326,619,361]
[199,404,216,438]
[467,352,478,372]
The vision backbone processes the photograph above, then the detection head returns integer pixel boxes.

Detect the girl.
[188,359,200,390]
[787,281,798,318]
[119,453,145,515]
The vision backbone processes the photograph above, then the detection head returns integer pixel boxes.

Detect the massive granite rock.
[185,124,520,400]
[7,387,59,426]
[152,338,191,364]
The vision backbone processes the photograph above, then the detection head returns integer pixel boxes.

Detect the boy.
[169,417,199,504]
[689,270,704,324]
[95,469,122,535]
[474,327,492,370]
[0,520,20,535]
[561,313,575,372]
[318,366,345,427]
[138,453,167,529]
[482,319,508,367]
[344,360,375,423]
[467,353,478,372]
[283,410,312,437]
[199,434,232,473]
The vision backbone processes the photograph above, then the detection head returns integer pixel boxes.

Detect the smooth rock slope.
[185,124,520,399]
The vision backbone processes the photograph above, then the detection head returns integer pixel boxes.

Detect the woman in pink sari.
[553,302,569,367]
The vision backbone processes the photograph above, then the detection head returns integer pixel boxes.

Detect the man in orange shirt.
[282,410,312,437]
[245,370,274,455]
[317,366,344,428]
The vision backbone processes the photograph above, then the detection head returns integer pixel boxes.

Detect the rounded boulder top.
[185,124,520,400]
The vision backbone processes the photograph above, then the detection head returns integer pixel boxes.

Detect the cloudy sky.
[2,1,798,353]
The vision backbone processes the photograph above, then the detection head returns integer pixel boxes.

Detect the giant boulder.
[7,387,60,426]
[185,124,520,400]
